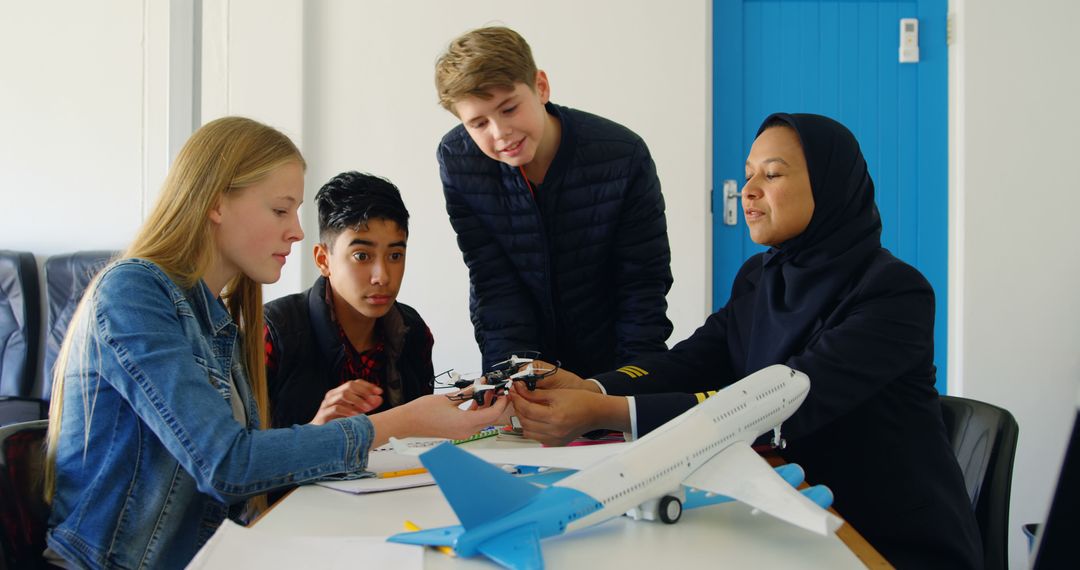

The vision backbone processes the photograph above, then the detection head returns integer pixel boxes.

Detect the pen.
[403,520,455,556]
[378,467,429,479]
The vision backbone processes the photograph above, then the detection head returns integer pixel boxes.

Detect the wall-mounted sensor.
[900,18,920,63]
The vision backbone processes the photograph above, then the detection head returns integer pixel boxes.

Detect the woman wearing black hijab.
[508,114,983,568]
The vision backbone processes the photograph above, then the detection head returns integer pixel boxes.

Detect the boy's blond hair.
[435,26,538,114]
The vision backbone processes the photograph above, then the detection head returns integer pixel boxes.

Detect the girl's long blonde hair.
[44,117,305,504]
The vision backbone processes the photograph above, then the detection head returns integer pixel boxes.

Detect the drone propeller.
[440,353,557,402]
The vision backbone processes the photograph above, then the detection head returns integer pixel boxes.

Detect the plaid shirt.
[265,282,387,388]
[337,322,386,387]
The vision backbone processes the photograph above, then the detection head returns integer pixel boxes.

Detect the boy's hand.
[309,380,384,425]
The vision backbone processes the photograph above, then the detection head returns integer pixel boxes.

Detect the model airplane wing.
[476,524,543,570]
[390,436,630,471]
[457,442,630,471]
[681,441,842,536]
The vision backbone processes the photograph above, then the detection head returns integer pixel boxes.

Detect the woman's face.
[743,126,815,247]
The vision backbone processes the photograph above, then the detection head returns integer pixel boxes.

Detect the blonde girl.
[44,117,505,569]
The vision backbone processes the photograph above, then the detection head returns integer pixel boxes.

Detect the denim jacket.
[46,259,375,569]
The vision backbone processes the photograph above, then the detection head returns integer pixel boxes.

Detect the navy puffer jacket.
[438,103,673,377]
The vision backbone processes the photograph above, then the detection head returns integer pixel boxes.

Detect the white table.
[255,468,875,569]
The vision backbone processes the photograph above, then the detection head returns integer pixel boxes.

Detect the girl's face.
[208,161,305,292]
[742,126,815,247]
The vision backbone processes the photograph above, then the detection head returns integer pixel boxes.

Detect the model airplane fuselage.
[389,364,840,570]
[557,364,808,529]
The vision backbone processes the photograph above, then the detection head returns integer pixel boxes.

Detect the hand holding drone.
[433,351,561,406]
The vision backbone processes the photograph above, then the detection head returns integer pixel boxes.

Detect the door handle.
[723,179,741,226]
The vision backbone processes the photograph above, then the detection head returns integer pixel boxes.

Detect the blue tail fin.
[420,443,542,529]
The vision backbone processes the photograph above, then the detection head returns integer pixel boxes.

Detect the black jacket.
[596,250,983,569]
[438,102,673,377]
[263,276,433,428]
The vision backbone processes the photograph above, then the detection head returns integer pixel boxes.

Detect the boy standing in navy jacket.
[435,26,673,377]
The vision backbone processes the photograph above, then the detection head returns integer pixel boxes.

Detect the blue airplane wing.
[476,523,544,570]
[387,525,464,547]
[420,443,542,529]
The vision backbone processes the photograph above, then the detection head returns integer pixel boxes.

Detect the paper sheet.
[186,520,422,569]
[314,444,436,494]
[316,472,436,494]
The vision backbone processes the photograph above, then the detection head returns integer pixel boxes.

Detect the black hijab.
[744,113,883,373]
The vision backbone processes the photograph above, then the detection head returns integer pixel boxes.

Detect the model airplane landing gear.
[772,426,787,450]
[659,496,682,524]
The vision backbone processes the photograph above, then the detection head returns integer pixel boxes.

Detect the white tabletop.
[255,469,867,569]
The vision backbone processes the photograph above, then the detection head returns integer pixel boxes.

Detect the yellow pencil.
[403,520,455,556]
[378,467,429,479]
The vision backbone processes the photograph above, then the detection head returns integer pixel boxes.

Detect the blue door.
[712,0,949,392]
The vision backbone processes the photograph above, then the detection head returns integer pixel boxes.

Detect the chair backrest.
[42,251,115,399]
[0,419,49,569]
[0,251,40,398]
[939,395,1019,570]
[1030,405,1080,569]
[0,397,48,428]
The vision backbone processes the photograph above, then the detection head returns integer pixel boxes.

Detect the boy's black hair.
[316,171,410,245]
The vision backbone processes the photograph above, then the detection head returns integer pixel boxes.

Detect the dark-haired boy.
[435,26,673,378]
[264,171,434,428]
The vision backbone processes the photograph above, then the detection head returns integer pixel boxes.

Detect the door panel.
[713,0,948,392]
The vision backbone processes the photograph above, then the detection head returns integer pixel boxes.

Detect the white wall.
[950,1,1080,566]
[200,0,308,301]
[292,0,711,372]
[0,1,150,255]
[0,0,710,375]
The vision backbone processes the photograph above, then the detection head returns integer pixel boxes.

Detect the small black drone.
[433,352,560,405]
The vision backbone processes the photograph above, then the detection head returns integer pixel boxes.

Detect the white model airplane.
[388,364,842,570]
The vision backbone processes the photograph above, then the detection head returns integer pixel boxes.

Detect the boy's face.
[314,218,407,321]
[454,71,552,168]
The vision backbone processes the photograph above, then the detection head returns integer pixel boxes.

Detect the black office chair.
[0,397,48,428]
[42,251,115,399]
[939,395,1019,570]
[0,419,49,569]
[0,251,41,398]
[1029,404,1080,569]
